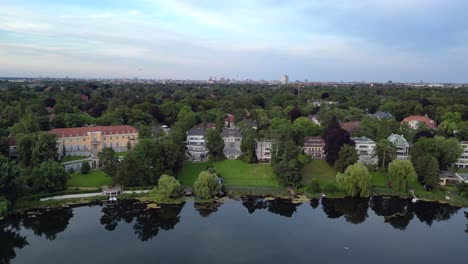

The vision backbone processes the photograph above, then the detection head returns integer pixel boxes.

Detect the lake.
[1,197,467,264]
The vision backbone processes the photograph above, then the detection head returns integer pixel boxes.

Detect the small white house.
[352,137,377,165]
[387,134,410,160]
[453,141,468,169]
[222,128,242,159]
[186,128,208,161]
[255,139,274,163]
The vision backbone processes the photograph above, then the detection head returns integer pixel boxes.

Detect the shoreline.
[6,188,467,218]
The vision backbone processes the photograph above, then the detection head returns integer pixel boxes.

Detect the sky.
[0,0,468,82]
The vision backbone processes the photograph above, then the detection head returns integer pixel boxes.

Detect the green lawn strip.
[176,161,212,187]
[213,160,279,187]
[67,170,112,188]
[301,159,337,187]
[176,160,279,187]
[116,151,128,157]
[61,156,88,162]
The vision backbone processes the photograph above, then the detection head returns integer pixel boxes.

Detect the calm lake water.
[1,197,467,264]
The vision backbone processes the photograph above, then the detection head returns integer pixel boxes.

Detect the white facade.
[453,141,468,169]
[222,128,242,159]
[186,128,209,161]
[352,137,377,165]
[281,75,289,84]
[256,139,273,163]
[387,134,410,160]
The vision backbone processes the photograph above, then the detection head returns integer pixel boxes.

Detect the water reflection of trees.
[21,208,74,240]
[0,219,28,264]
[317,196,460,229]
[321,198,369,224]
[100,200,185,241]
[194,202,222,217]
[241,197,300,217]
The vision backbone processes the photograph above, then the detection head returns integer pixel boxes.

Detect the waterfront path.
[40,190,150,201]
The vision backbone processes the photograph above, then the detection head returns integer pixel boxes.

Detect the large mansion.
[49,125,138,158]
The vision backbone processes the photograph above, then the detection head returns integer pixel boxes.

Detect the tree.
[292,117,322,138]
[115,137,183,186]
[336,163,371,197]
[149,174,182,201]
[413,154,433,183]
[32,161,69,192]
[434,136,463,170]
[31,132,58,166]
[388,160,417,193]
[425,157,440,187]
[98,148,119,179]
[240,129,256,163]
[376,139,397,170]
[205,129,225,161]
[0,155,19,201]
[324,117,353,166]
[17,132,57,168]
[334,144,358,173]
[193,170,222,199]
[80,161,91,174]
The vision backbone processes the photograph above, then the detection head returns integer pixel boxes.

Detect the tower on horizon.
[281,74,289,84]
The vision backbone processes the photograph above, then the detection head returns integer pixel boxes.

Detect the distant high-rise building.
[281,75,289,84]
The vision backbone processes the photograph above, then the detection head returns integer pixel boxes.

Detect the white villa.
[256,139,274,163]
[453,141,468,169]
[352,136,377,165]
[388,134,410,160]
[222,128,242,159]
[186,128,209,161]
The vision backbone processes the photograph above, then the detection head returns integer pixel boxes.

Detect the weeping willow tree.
[388,160,417,193]
[336,162,371,197]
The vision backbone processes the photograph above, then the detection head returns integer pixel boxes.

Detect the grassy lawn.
[370,172,388,188]
[116,151,128,157]
[61,156,88,162]
[67,170,112,188]
[176,160,279,187]
[214,160,279,187]
[302,159,337,186]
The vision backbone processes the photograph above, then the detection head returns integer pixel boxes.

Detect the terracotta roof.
[225,114,235,123]
[339,121,361,133]
[401,115,437,128]
[49,125,138,138]
[303,136,324,147]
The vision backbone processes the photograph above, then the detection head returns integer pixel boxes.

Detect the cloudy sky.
[0,0,467,82]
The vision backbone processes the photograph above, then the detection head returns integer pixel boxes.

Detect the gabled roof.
[372,112,393,119]
[401,115,437,128]
[187,127,207,136]
[49,125,138,138]
[340,121,361,133]
[222,128,242,138]
[303,136,324,147]
[351,136,375,144]
[388,134,408,145]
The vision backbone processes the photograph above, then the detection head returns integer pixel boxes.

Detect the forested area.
[1,80,468,215]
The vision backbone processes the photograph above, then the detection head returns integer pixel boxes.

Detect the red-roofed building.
[339,121,361,134]
[49,125,138,158]
[401,115,437,129]
[225,114,235,128]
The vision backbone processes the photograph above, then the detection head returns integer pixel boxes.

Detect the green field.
[116,151,128,157]
[61,156,88,162]
[177,160,279,187]
[302,159,337,186]
[67,170,112,188]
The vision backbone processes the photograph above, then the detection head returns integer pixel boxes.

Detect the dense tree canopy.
[193,170,222,199]
[388,160,417,193]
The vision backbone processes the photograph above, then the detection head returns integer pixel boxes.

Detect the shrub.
[323,184,340,193]
[81,161,91,174]
[306,180,321,194]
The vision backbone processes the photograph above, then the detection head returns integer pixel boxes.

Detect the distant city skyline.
[1,0,468,82]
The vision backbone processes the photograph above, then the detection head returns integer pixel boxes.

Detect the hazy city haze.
[1,0,467,82]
